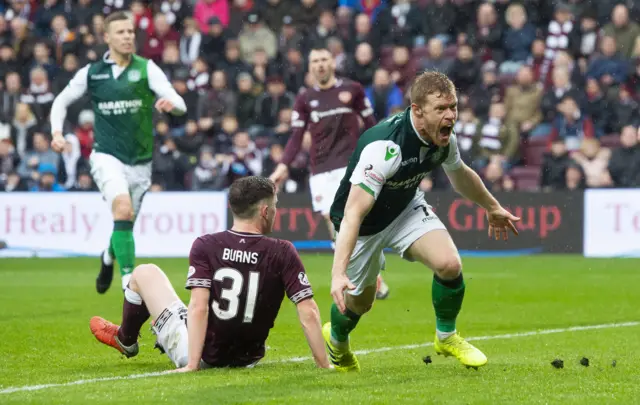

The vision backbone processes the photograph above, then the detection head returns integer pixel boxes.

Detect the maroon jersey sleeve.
[279,241,314,304]
[185,237,213,290]
[352,82,376,129]
[281,91,309,166]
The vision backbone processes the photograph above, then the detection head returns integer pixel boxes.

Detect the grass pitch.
[0,254,639,404]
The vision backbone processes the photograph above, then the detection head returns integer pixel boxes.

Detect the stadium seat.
[521,136,549,166]
[599,134,621,149]
[509,166,541,191]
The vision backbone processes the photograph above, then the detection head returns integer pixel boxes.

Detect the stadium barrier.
[0,190,636,258]
[584,189,640,258]
[0,192,228,257]
[264,191,585,256]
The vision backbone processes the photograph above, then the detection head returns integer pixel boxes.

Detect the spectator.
[544,3,576,64]
[504,65,544,138]
[420,37,453,75]
[1,171,28,192]
[0,43,18,82]
[194,0,230,33]
[235,72,259,127]
[387,44,416,91]
[346,13,379,53]
[448,44,481,97]
[179,18,202,67]
[282,47,306,94]
[10,103,38,159]
[609,85,639,135]
[30,163,66,192]
[0,72,23,122]
[277,16,304,57]
[453,105,479,162]
[607,125,640,188]
[50,14,79,65]
[58,134,86,190]
[230,131,262,176]
[142,13,180,63]
[474,102,519,167]
[307,9,339,50]
[501,3,536,74]
[156,0,194,32]
[586,36,629,91]
[196,70,236,134]
[365,68,404,121]
[468,61,502,120]
[540,138,572,191]
[238,12,277,64]
[548,95,595,152]
[570,138,612,188]
[75,110,94,160]
[199,17,228,68]
[254,75,295,129]
[424,0,455,46]
[69,171,98,191]
[347,42,377,88]
[191,145,229,190]
[464,2,504,63]
[584,79,611,136]
[541,66,584,124]
[0,140,19,185]
[563,162,586,191]
[20,67,55,126]
[260,0,290,33]
[602,4,640,59]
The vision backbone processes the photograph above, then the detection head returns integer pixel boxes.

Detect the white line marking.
[1,321,638,395]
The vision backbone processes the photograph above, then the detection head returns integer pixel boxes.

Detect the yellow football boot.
[434,333,488,370]
[322,322,360,372]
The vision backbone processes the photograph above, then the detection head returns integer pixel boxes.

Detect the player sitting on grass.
[325,71,520,371]
[90,176,331,371]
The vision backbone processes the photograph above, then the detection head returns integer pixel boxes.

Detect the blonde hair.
[409,71,456,107]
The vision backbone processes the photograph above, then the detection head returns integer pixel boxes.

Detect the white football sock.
[102,249,114,266]
[121,273,132,291]
[436,329,456,341]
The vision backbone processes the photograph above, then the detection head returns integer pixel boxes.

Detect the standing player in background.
[325,71,520,372]
[49,11,187,294]
[89,176,331,371]
[269,47,391,299]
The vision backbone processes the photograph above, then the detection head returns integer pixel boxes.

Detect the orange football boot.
[90,316,139,358]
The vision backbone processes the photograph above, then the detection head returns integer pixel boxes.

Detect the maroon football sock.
[117,296,150,346]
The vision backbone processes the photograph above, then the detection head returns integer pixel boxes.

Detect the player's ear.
[410,103,422,117]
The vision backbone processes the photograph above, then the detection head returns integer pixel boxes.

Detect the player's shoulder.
[191,232,224,250]
[337,77,364,91]
[359,110,406,144]
[263,236,298,256]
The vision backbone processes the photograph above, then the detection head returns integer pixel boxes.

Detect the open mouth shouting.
[438,123,453,141]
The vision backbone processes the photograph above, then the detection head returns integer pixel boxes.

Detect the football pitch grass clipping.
[1,254,639,404]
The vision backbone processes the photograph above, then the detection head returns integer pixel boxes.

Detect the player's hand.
[51,132,66,153]
[171,364,199,373]
[155,98,175,113]
[486,206,520,241]
[269,164,289,190]
[330,273,356,314]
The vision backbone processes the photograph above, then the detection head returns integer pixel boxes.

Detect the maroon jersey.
[281,78,376,175]
[185,230,313,367]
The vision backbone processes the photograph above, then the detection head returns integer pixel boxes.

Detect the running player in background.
[325,71,520,372]
[49,11,187,294]
[89,176,331,371]
[269,47,390,299]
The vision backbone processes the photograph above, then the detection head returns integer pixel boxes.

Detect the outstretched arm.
[147,60,187,116]
[443,135,520,239]
[50,65,89,151]
[296,298,332,368]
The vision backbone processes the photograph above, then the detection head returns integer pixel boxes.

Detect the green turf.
[0,254,639,404]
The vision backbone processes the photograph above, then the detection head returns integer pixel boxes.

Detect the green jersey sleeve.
[441,133,463,171]
[349,140,402,199]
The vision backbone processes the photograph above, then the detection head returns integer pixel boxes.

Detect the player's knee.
[433,257,462,280]
[131,263,163,286]
[345,286,376,315]
[112,195,134,220]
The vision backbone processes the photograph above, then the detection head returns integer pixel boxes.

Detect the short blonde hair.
[409,71,456,107]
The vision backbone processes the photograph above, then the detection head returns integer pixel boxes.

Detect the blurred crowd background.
[0,0,639,194]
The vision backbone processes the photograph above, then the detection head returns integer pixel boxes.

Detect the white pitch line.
[1,321,638,395]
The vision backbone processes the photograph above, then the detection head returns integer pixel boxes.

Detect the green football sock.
[330,303,361,343]
[111,221,135,277]
[432,274,465,333]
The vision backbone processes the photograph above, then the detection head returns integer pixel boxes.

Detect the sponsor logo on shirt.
[91,74,110,80]
[128,70,141,82]
[364,164,383,185]
[338,91,352,104]
[298,272,310,286]
[310,107,353,123]
[401,157,418,166]
[97,99,143,116]
[385,146,399,161]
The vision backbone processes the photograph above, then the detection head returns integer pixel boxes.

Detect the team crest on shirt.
[338,91,352,104]
[128,70,141,82]
[298,272,310,286]
[187,266,196,278]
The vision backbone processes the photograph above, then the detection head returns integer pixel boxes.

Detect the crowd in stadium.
[0,0,639,194]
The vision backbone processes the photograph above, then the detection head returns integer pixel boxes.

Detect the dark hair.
[104,11,132,31]
[228,176,275,219]
[409,71,456,107]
